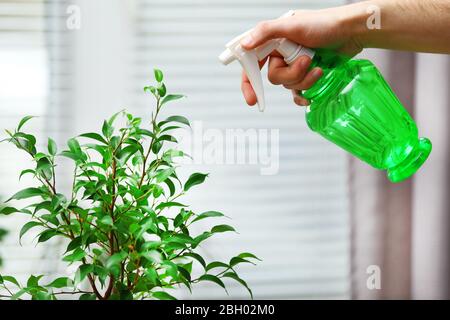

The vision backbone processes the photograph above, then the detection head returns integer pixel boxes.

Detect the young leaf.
[156,202,187,211]
[211,224,236,234]
[154,69,164,82]
[19,169,35,181]
[184,173,208,192]
[79,133,108,145]
[238,252,262,261]
[198,275,228,294]
[152,291,176,300]
[223,272,253,299]
[17,116,35,132]
[192,211,225,223]
[48,138,57,156]
[161,94,185,107]
[8,187,45,201]
[163,115,190,128]
[0,206,19,215]
[62,248,86,262]
[46,277,73,289]
[230,257,255,267]
[19,221,42,244]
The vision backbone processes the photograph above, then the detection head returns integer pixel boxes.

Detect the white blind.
[132,0,350,299]
[0,0,72,283]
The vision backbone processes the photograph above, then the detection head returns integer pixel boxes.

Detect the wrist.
[339,0,386,49]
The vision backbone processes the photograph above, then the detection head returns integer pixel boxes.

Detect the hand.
[240,6,366,106]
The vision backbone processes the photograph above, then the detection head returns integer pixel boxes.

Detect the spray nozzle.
[219,11,315,112]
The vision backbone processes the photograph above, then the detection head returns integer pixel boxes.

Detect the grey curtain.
[349,49,450,299]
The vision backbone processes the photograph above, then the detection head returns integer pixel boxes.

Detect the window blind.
[132,0,351,299]
[0,0,73,284]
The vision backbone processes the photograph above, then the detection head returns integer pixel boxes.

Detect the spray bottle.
[219,11,431,183]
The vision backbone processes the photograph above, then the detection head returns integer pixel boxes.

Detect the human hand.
[240,6,366,106]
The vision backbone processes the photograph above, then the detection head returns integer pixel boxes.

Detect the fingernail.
[240,34,253,47]
[312,68,323,79]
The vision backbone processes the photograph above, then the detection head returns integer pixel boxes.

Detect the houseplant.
[0,70,258,300]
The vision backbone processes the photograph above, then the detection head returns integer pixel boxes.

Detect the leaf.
[102,120,113,139]
[37,230,60,243]
[198,275,228,294]
[223,272,253,299]
[48,138,57,156]
[66,237,82,253]
[184,173,208,191]
[161,94,185,106]
[154,69,164,82]
[152,291,176,300]
[211,224,236,234]
[79,133,108,145]
[17,116,35,131]
[19,169,35,180]
[206,262,229,272]
[158,83,167,97]
[19,221,42,244]
[106,251,127,269]
[75,264,94,284]
[155,168,175,183]
[183,252,206,269]
[163,115,190,128]
[230,257,255,267]
[1,275,20,287]
[63,248,86,262]
[8,187,44,201]
[80,293,96,300]
[192,211,225,223]
[100,215,113,227]
[238,252,262,261]
[0,206,19,215]
[47,277,72,289]
[156,202,187,211]
[67,138,82,155]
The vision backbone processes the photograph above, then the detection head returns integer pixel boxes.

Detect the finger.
[241,57,269,106]
[283,67,323,90]
[292,90,310,107]
[268,55,312,85]
[240,17,291,50]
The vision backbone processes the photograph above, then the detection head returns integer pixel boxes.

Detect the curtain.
[349,2,450,299]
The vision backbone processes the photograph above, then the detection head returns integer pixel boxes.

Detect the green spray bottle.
[219,11,431,183]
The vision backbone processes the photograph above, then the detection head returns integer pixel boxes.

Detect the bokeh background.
[0,0,449,299]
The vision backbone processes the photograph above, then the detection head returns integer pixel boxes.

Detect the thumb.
[240,18,290,50]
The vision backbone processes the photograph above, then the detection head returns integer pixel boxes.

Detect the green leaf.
[156,202,187,211]
[75,264,94,284]
[1,275,20,287]
[206,261,229,272]
[155,168,175,183]
[68,138,82,155]
[63,248,86,262]
[37,230,60,243]
[0,206,19,215]
[17,116,35,131]
[154,69,164,82]
[184,173,208,191]
[192,211,225,223]
[238,252,262,261]
[79,133,108,145]
[99,215,114,227]
[102,120,113,139]
[8,187,45,201]
[198,275,228,294]
[46,277,72,289]
[158,83,167,97]
[152,291,176,300]
[230,257,255,267]
[161,94,185,106]
[163,115,190,128]
[106,251,127,269]
[66,237,82,253]
[223,272,253,299]
[80,293,96,300]
[211,224,236,234]
[19,221,42,244]
[48,137,57,156]
[182,252,206,269]
[19,169,35,181]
